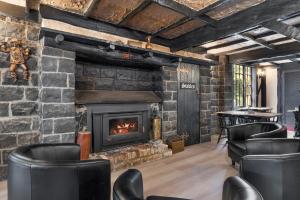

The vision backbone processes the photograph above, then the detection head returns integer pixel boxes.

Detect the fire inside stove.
[109,117,139,135]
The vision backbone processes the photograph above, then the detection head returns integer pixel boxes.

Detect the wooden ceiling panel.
[174,0,218,11]
[159,19,206,39]
[89,0,144,24]
[206,0,265,20]
[124,3,185,34]
[41,0,93,14]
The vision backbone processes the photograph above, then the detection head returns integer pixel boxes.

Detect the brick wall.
[0,15,40,179]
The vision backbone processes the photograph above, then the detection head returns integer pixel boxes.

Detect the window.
[233,64,253,107]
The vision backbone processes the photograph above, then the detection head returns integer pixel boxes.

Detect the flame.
[111,121,137,135]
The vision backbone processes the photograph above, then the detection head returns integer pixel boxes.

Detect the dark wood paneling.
[124,3,185,33]
[89,0,144,24]
[177,63,200,146]
[160,19,205,39]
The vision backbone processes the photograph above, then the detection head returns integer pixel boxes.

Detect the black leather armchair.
[240,139,300,200]
[8,143,111,200]
[113,169,263,200]
[227,123,287,165]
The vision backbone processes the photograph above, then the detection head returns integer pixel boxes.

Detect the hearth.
[87,104,150,152]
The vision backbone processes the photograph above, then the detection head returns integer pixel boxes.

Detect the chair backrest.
[241,154,300,200]
[113,169,144,200]
[15,143,81,161]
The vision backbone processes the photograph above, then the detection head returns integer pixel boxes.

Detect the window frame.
[233,64,253,108]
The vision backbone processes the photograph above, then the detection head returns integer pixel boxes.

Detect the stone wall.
[75,62,162,91]
[161,66,178,140]
[199,66,212,142]
[0,15,40,179]
[40,46,76,143]
[210,55,233,135]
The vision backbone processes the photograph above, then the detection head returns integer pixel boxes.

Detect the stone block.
[42,104,75,119]
[63,51,75,59]
[41,119,53,135]
[165,81,177,91]
[62,89,75,103]
[163,92,172,101]
[115,80,137,91]
[101,66,116,78]
[41,73,67,87]
[0,103,9,117]
[11,102,38,116]
[117,68,136,80]
[27,56,38,71]
[0,134,16,148]
[25,88,39,101]
[75,63,83,78]
[54,118,75,133]
[41,56,58,72]
[42,47,63,57]
[62,133,75,143]
[58,58,75,73]
[41,88,61,103]
[17,132,40,146]
[95,78,114,90]
[137,81,152,91]
[201,134,211,143]
[162,121,177,132]
[136,71,151,81]
[68,74,75,88]
[0,118,32,133]
[27,25,40,41]
[2,71,29,86]
[30,73,39,86]
[6,21,25,39]
[42,135,61,143]
[75,80,94,90]
[2,149,14,165]
[163,101,177,111]
[83,65,100,77]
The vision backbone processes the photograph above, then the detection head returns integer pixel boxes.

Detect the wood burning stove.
[87,104,150,152]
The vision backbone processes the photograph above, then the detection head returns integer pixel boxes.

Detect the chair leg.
[217,131,223,144]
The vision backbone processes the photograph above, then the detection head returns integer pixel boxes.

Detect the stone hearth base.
[89,140,172,171]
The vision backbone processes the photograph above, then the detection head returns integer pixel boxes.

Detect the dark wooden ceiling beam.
[229,42,300,64]
[118,0,152,25]
[262,20,300,42]
[153,17,190,36]
[171,0,300,52]
[238,33,275,50]
[151,0,217,26]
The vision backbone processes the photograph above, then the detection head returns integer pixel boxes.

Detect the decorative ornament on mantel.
[0,38,30,82]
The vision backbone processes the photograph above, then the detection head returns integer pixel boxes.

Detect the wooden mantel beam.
[262,20,300,42]
[171,0,300,52]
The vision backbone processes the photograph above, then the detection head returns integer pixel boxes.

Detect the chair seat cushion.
[147,196,190,200]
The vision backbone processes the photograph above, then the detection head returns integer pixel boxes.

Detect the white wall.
[265,67,278,112]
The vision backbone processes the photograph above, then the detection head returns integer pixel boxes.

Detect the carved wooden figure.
[0,38,30,82]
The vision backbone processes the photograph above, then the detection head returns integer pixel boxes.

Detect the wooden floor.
[0,138,237,200]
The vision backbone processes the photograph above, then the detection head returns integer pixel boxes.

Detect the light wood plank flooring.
[0,138,237,200]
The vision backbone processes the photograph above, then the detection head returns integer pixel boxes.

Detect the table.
[238,107,272,112]
[287,109,300,137]
[217,111,282,121]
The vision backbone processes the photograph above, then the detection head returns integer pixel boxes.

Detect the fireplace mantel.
[75,90,162,104]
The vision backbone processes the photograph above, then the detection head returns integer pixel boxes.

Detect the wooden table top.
[238,107,272,112]
[216,111,282,118]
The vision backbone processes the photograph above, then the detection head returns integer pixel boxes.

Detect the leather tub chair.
[113,169,263,200]
[240,139,300,200]
[8,143,111,200]
[227,123,287,165]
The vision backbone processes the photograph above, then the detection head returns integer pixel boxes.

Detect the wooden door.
[284,71,300,129]
[177,63,200,146]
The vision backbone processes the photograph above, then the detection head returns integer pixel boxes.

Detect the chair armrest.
[222,176,263,200]
[228,125,248,141]
[113,169,144,200]
[246,139,300,155]
[250,126,287,139]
